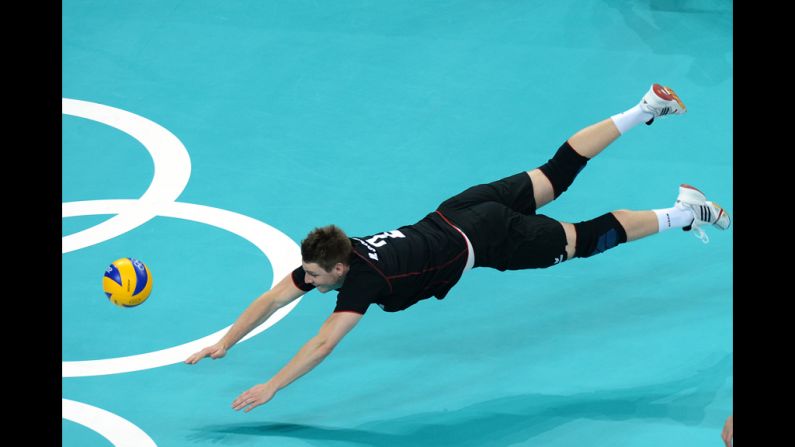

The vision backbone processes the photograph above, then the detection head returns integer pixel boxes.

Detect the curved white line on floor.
[62,199,302,377]
[63,398,158,447]
[62,98,191,254]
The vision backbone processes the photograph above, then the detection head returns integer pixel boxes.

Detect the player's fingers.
[185,348,212,364]
[233,397,254,411]
[232,391,250,408]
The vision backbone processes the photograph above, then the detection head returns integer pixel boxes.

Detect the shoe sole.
[652,83,687,113]
[678,183,706,203]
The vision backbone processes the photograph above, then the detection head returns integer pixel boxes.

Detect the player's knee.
[573,212,628,258]
[536,141,589,199]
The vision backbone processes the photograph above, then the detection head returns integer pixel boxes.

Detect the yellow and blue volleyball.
[102,257,153,307]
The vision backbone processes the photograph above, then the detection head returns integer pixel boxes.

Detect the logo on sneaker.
[696,205,713,223]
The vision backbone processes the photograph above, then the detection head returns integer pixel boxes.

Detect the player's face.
[302,262,346,293]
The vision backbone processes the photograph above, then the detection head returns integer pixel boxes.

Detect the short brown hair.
[301,225,353,271]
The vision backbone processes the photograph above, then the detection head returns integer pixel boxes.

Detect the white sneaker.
[674,184,730,244]
[640,83,687,125]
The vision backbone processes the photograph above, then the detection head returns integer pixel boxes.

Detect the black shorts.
[437,172,568,270]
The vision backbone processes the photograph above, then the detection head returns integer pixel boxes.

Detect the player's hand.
[721,415,733,446]
[184,343,227,364]
[232,383,277,413]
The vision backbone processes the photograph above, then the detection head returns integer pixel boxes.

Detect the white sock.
[610,105,653,135]
[653,206,694,232]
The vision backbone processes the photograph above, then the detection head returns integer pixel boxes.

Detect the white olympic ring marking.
[62,199,302,377]
[63,99,303,446]
[62,398,157,447]
[62,98,191,254]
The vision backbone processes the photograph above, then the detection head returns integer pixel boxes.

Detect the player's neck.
[336,265,350,289]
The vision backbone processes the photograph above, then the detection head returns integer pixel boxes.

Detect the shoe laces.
[689,222,710,244]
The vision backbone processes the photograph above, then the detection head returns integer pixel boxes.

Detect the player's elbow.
[312,338,336,357]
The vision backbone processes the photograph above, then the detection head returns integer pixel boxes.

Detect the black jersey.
[291,211,469,314]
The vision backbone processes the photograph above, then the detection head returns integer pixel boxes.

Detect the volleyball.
[102,257,153,307]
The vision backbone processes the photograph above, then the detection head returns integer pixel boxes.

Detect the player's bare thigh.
[526,169,576,260]
[560,222,576,260]
[526,169,555,210]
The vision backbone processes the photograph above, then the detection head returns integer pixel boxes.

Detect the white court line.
[62,98,191,254]
[62,199,302,377]
[63,398,158,447]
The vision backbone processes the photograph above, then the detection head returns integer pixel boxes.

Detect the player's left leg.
[530,83,687,210]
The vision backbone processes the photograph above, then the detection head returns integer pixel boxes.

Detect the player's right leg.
[529,83,687,210]
[560,183,730,260]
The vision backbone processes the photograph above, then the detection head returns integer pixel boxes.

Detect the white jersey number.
[365,230,406,247]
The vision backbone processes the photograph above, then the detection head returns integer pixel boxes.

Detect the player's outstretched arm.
[231,311,363,412]
[184,273,305,364]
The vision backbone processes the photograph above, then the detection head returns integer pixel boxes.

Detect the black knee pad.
[573,212,628,259]
[537,141,589,199]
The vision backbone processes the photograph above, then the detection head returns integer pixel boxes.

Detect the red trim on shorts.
[333,310,365,315]
[435,210,466,240]
[435,210,470,249]
[383,211,468,281]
